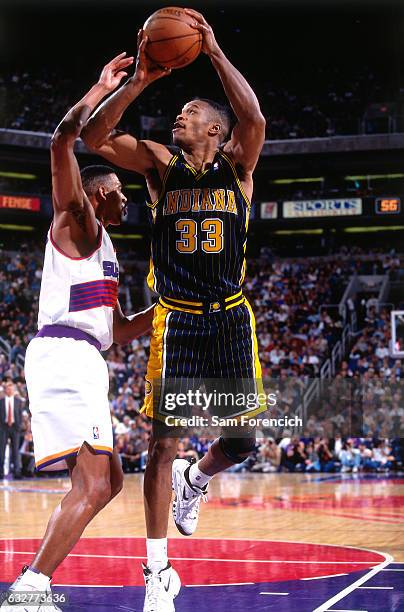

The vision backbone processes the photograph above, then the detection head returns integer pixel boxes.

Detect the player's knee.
[86,478,112,511]
[219,437,256,464]
[73,469,111,512]
[149,437,178,465]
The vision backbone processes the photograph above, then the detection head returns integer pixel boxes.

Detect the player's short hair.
[80,165,116,196]
[194,98,233,143]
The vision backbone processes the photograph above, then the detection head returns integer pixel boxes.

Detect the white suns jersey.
[37,223,119,351]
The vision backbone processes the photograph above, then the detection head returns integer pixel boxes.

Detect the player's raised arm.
[186,9,266,173]
[82,31,172,176]
[51,52,134,225]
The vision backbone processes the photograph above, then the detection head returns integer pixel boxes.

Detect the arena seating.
[0,243,402,476]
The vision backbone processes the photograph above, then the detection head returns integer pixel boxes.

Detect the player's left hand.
[133,29,172,86]
[185,9,220,56]
[98,53,135,93]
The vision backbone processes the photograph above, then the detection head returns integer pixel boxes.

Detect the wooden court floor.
[1,472,403,611]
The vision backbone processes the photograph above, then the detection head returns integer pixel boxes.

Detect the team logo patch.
[93,426,100,440]
[145,380,152,395]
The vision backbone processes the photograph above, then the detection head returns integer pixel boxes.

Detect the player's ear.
[97,186,108,202]
[208,123,221,138]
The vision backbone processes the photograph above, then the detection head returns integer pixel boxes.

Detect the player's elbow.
[250,112,266,129]
[81,122,106,151]
[51,121,80,149]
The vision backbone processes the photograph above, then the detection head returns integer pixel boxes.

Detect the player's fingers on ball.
[184,8,201,18]
[185,8,207,24]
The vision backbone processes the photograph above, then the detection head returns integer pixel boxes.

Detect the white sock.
[16,568,50,591]
[189,462,213,489]
[146,538,168,572]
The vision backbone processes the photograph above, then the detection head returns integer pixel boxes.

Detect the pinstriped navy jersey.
[146,149,250,301]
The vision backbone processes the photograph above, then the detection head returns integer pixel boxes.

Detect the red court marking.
[0,538,385,586]
[207,494,404,523]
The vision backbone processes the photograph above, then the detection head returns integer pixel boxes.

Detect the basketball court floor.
[1,472,403,611]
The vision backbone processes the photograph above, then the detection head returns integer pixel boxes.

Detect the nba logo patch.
[93,426,100,440]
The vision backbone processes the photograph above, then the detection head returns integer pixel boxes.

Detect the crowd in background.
[0,243,403,477]
[1,65,399,139]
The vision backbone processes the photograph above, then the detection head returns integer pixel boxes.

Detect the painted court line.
[313,551,393,612]
[0,550,379,565]
[357,586,394,589]
[301,573,348,580]
[260,592,289,596]
[54,584,123,588]
[186,582,254,587]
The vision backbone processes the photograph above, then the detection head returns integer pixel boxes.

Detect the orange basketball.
[143,6,202,69]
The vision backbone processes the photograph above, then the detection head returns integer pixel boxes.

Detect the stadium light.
[274,229,324,235]
[270,177,324,185]
[345,173,404,181]
[0,171,37,180]
[343,226,404,233]
[0,224,35,231]
[109,233,143,239]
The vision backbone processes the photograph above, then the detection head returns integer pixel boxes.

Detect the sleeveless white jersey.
[37,223,119,351]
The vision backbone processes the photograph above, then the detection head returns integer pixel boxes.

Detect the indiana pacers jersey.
[146,149,250,302]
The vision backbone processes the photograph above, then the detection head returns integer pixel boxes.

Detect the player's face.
[172,101,213,147]
[104,175,127,226]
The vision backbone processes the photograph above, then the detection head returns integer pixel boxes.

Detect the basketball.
[143,6,202,69]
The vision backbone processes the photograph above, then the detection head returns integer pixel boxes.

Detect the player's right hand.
[98,52,134,93]
[133,29,171,86]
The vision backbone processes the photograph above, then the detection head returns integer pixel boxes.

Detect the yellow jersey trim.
[163,296,204,306]
[159,298,204,314]
[225,296,245,310]
[182,154,211,181]
[146,154,179,209]
[225,290,242,302]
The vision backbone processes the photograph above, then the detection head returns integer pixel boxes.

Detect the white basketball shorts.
[25,336,113,471]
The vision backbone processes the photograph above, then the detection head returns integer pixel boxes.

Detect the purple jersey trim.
[36,448,112,471]
[35,324,101,351]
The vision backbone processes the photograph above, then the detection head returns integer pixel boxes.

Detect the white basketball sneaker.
[0,566,62,611]
[172,459,208,536]
[142,562,181,612]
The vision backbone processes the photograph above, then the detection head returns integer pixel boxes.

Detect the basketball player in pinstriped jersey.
[2,55,155,611]
[83,9,265,611]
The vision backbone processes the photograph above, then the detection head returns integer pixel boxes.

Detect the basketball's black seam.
[147,33,201,44]
[146,36,202,65]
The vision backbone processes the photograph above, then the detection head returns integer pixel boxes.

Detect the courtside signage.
[283,198,362,218]
[0,195,40,211]
[261,201,278,219]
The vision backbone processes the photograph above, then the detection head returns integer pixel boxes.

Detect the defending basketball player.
[1,54,155,611]
[82,9,265,611]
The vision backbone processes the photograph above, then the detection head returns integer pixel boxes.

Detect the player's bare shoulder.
[142,139,174,175]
